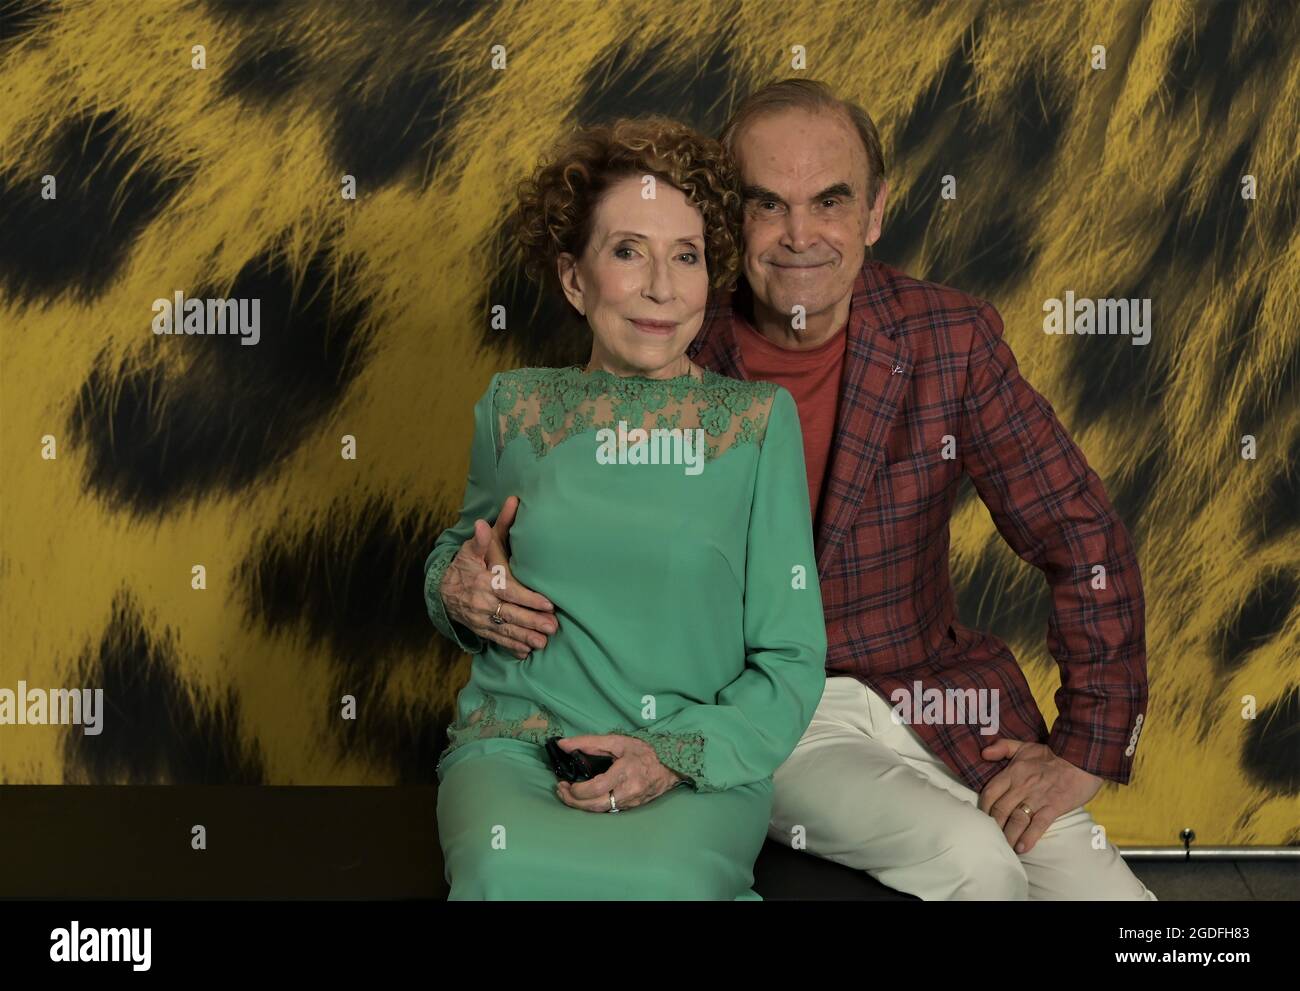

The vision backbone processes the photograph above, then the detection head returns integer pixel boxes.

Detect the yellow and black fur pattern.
[0,0,1296,846]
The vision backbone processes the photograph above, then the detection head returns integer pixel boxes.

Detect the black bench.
[1,784,913,900]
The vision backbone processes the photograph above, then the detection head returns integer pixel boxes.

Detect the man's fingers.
[981,737,1021,761]
[992,788,1040,834]
[1002,805,1032,848]
[1014,809,1056,854]
[989,794,1019,830]
[978,771,1012,816]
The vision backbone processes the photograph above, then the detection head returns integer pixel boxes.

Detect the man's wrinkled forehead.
[731,107,869,196]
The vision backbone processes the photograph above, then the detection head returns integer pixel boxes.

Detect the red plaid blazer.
[688,259,1148,793]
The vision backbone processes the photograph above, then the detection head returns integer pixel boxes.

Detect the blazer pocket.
[873,453,932,508]
[849,454,941,543]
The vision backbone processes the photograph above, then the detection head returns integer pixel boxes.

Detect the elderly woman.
[424,116,826,900]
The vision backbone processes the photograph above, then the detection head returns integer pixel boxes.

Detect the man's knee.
[927,814,1028,900]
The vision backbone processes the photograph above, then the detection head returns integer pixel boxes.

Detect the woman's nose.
[642,259,675,302]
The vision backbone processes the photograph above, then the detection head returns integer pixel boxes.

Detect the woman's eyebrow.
[607,230,703,244]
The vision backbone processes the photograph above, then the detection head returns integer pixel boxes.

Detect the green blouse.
[424,366,827,793]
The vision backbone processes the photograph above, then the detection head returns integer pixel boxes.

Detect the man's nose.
[781,209,816,252]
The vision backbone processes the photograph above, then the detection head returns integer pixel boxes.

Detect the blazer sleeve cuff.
[1047,721,1137,786]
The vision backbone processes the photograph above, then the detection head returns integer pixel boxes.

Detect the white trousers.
[768,675,1158,900]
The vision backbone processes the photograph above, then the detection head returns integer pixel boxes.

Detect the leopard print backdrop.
[0,0,1295,846]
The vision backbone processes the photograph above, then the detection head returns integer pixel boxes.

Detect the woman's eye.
[614,246,635,259]
[678,252,699,264]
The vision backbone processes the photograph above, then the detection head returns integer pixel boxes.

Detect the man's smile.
[769,260,833,271]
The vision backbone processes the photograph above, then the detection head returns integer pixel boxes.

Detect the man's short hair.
[719,78,886,203]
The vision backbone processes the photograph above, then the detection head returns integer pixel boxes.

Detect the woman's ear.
[557,253,584,316]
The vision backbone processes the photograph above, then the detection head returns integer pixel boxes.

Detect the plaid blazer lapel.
[688,284,746,379]
[815,262,912,572]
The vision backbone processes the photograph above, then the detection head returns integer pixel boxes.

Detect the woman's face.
[558,175,711,378]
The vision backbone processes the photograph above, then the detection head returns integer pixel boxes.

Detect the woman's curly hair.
[510,116,743,303]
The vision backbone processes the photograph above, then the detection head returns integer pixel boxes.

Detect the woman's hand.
[439,495,558,659]
[552,734,686,812]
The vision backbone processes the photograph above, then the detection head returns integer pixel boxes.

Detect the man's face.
[733,108,886,331]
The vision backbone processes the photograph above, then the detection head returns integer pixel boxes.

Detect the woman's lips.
[629,319,676,336]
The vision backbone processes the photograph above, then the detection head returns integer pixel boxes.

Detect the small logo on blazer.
[891,364,903,375]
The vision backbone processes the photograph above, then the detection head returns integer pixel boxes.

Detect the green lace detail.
[437,690,713,792]
[424,546,478,650]
[605,724,713,793]
[439,693,565,765]
[492,366,778,464]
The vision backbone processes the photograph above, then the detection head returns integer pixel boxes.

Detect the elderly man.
[433,78,1155,901]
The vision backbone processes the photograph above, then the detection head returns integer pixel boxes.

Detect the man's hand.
[552,734,685,812]
[438,495,557,659]
[977,739,1104,854]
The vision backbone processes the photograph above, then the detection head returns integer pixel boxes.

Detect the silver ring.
[608,791,619,813]
[490,601,505,625]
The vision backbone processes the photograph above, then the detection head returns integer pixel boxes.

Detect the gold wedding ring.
[490,601,505,625]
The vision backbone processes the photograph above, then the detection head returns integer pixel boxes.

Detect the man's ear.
[557,253,584,315]
[865,179,889,248]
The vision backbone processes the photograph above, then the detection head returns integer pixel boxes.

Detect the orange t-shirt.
[732,318,847,525]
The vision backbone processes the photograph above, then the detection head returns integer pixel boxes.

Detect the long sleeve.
[959,301,1147,784]
[620,387,828,793]
[423,374,500,654]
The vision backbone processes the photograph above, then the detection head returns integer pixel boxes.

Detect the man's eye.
[822,198,841,208]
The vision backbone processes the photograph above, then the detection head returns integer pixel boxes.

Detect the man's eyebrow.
[741,182,857,203]
[606,230,703,243]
